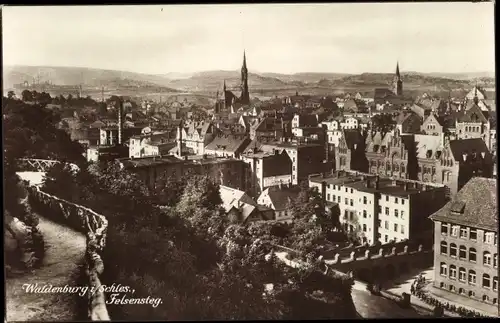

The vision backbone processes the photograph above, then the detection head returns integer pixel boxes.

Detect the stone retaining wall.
[27,187,110,321]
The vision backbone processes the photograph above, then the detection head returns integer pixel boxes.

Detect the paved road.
[6,216,86,321]
[275,252,427,318]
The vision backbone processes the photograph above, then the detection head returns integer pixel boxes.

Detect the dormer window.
[426,150,432,158]
[450,201,465,215]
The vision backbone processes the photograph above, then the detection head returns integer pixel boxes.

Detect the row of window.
[383,207,405,219]
[439,263,498,291]
[378,219,405,234]
[438,282,498,305]
[440,242,498,267]
[464,126,482,133]
[441,224,497,245]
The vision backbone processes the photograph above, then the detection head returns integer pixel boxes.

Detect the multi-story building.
[335,129,367,172]
[363,128,493,197]
[395,111,422,134]
[119,155,249,193]
[261,141,331,185]
[240,149,292,197]
[129,131,176,158]
[455,102,491,150]
[178,120,216,155]
[204,134,251,159]
[429,177,498,314]
[309,170,448,246]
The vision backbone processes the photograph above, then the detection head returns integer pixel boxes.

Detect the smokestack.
[118,100,123,145]
[177,120,183,157]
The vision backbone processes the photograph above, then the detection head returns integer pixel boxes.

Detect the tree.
[8,90,16,99]
[21,90,33,102]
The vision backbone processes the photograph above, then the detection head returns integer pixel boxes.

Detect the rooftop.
[120,155,242,169]
[430,177,497,231]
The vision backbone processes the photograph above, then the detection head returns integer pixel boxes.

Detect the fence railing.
[26,186,109,321]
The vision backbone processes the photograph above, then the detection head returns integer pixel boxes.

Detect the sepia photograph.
[2,2,497,321]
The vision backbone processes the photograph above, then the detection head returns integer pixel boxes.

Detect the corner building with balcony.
[429,177,498,315]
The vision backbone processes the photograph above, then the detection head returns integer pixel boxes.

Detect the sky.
[2,3,496,75]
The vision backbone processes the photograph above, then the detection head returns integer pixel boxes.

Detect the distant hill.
[3,65,181,92]
[4,65,494,98]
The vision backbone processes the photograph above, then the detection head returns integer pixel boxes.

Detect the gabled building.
[335,129,367,172]
[257,185,301,223]
[204,134,251,158]
[429,177,498,315]
[219,185,271,224]
[395,111,422,134]
[455,103,491,149]
[179,120,216,155]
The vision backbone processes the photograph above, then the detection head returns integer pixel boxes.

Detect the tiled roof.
[448,138,490,162]
[204,134,251,154]
[430,177,497,231]
[265,186,301,210]
[458,104,488,123]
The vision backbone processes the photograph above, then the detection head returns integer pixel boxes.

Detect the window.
[344,210,348,219]
[440,262,447,276]
[460,228,468,239]
[470,229,477,241]
[345,188,348,193]
[493,277,498,292]
[450,243,457,257]
[327,193,331,201]
[441,223,449,235]
[401,210,405,219]
[469,291,475,297]
[469,270,476,285]
[332,194,336,201]
[378,219,381,227]
[449,285,456,292]
[440,241,448,255]
[483,295,490,302]
[386,195,389,202]
[449,265,457,279]
[458,267,467,282]
[350,188,353,194]
[363,210,367,218]
[350,199,353,206]
[385,207,389,215]
[494,254,498,268]
[401,225,405,234]
[337,196,341,203]
[451,226,459,237]
[385,221,389,229]
[377,233,381,239]
[395,197,399,204]
[459,288,465,295]
[482,274,491,288]
[363,196,367,204]
[345,198,348,205]
[362,224,367,232]
[385,235,388,243]
[484,251,492,266]
[484,232,494,244]
[459,246,467,259]
[469,248,477,262]
[394,210,399,218]
[394,223,398,232]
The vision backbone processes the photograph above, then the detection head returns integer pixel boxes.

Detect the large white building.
[309,170,448,245]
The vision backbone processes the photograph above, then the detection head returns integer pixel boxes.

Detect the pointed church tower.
[240,50,250,105]
[393,61,403,96]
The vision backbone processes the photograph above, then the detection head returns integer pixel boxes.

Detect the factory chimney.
[118,100,124,145]
[176,119,184,157]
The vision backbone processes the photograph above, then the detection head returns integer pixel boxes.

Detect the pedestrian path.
[6,216,86,321]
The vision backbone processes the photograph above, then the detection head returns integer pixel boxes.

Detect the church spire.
[242,50,247,70]
[223,79,226,92]
[395,61,401,79]
[473,81,479,105]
